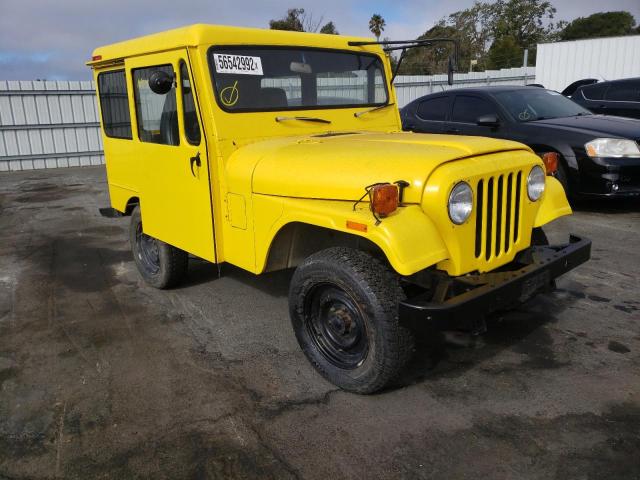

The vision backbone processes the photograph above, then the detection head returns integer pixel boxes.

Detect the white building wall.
[536,35,640,92]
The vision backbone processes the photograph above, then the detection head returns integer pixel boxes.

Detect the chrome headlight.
[527,165,545,201]
[585,138,640,158]
[448,182,473,224]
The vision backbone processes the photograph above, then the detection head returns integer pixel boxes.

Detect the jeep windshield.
[209,47,388,112]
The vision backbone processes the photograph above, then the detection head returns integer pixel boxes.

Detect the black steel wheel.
[135,221,161,276]
[129,206,188,289]
[305,284,369,369]
[289,247,414,394]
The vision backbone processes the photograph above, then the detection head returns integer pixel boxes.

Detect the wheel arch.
[263,222,386,273]
[530,143,578,195]
[530,143,577,171]
[123,196,140,216]
[253,198,450,277]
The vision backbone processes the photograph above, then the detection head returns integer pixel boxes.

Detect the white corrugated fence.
[0,67,535,171]
[394,67,535,107]
[0,80,103,172]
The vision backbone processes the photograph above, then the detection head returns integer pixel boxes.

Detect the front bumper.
[400,235,591,331]
[578,154,640,197]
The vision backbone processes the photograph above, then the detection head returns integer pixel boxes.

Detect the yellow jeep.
[89,24,590,393]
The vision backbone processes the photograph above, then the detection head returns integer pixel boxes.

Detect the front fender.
[253,195,449,276]
[533,176,572,227]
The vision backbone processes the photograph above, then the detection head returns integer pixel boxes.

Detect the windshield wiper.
[354,103,395,118]
[275,116,331,124]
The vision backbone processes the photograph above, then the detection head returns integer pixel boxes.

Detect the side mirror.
[477,114,500,127]
[148,70,174,95]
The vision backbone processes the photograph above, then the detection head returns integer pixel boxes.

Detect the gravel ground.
[0,166,638,479]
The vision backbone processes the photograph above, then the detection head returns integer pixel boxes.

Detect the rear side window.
[180,61,201,145]
[452,96,498,123]
[133,65,179,146]
[605,82,640,102]
[97,70,132,139]
[581,83,608,101]
[417,96,450,121]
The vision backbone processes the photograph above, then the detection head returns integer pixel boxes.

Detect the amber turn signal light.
[346,220,368,232]
[370,184,399,217]
[541,152,558,175]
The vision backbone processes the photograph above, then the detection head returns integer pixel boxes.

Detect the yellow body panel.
[90,24,572,278]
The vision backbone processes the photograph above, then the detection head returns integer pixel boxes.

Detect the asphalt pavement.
[0,166,638,479]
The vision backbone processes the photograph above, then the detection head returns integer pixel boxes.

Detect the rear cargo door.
[126,50,216,262]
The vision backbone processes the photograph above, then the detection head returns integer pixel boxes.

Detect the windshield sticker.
[214,54,263,75]
[220,81,239,107]
[518,111,532,121]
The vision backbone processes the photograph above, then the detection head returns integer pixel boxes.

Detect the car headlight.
[448,182,473,224]
[527,165,545,201]
[585,138,640,158]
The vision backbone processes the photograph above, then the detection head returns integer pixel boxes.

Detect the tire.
[555,161,572,200]
[531,227,549,246]
[289,247,415,394]
[129,206,188,289]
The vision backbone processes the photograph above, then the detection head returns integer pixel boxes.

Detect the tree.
[369,14,386,41]
[269,8,304,32]
[398,0,563,74]
[269,8,337,34]
[398,24,460,75]
[320,21,339,35]
[490,0,560,48]
[486,35,523,69]
[560,11,637,41]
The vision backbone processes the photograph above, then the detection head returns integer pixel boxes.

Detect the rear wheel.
[129,206,188,289]
[289,247,414,394]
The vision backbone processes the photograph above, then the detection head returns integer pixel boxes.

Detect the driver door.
[445,94,505,138]
[126,50,216,262]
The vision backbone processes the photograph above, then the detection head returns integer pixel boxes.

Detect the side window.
[416,96,450,121]
[97,70,132,139]
[581,84,608,101]
[133,65,179,146]
[451,96,498,123]
[605,82,640,102]
[179,61,201,145]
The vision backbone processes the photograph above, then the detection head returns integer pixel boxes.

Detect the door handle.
[190,152,201,177]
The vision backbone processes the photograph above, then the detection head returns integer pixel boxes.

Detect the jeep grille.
[474,171,524,261]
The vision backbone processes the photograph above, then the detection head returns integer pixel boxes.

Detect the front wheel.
[129,206,188,289]
[289,247,414,394]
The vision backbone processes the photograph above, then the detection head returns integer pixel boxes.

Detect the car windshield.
[495,89,592,122]
[209,47,388,112]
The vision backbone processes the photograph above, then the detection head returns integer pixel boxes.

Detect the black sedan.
[571,77,640,120]
[400,86,640,198]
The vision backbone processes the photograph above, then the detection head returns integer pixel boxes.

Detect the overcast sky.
[2,0,639,80]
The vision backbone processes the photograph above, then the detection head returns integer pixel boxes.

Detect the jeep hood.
[242,131,532,203]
